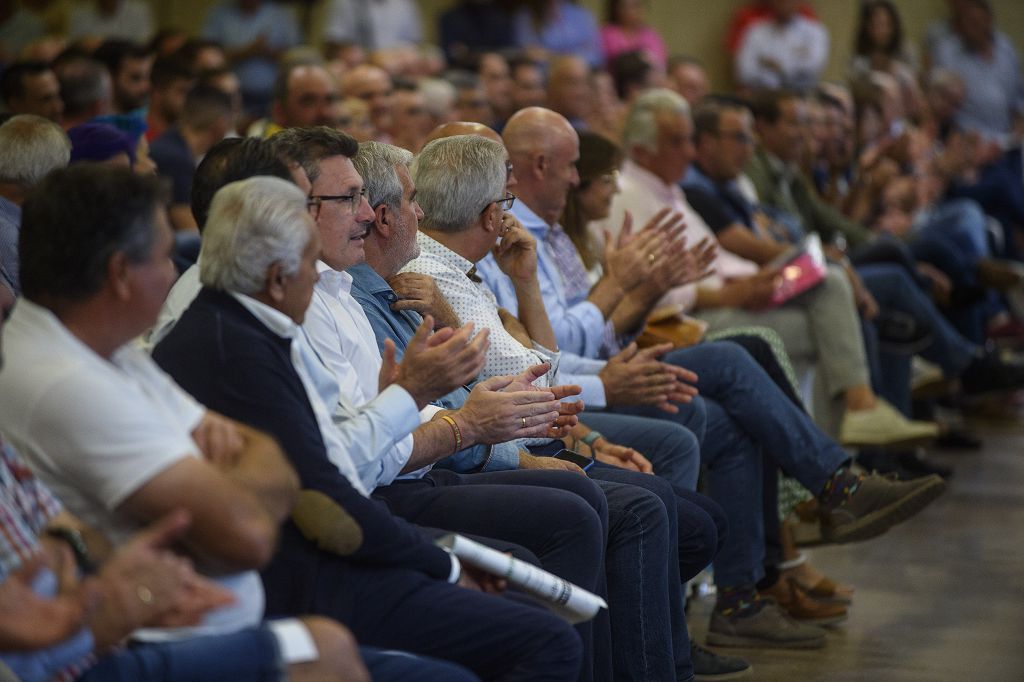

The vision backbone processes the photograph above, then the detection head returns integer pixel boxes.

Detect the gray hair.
[199,176,313,295]
[622,88,691,154]
[0,115,70,186]
[56,57,111,118]
[353,141,413,210]
[419,77,456,118]
[412,135,506,233]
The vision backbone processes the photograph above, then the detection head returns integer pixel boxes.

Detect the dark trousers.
[373,469,608,681]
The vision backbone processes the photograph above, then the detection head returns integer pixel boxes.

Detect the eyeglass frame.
[482,191,516,214]
[306,187,368,217]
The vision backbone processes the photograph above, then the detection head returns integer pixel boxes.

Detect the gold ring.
[136,585,154,605]
[521,417,527,429]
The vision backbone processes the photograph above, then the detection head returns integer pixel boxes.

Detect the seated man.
[151,175,584,680]
[157,124,612,681]
[317,135,737,679]
[404,133,948,650]
[0,166,471,681]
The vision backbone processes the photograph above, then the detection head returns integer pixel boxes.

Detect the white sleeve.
[27,371,196,510]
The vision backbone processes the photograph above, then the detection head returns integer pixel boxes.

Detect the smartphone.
[553,449,595,471]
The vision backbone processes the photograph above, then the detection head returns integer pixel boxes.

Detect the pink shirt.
[600,24,667,69]
[593,160,759,312]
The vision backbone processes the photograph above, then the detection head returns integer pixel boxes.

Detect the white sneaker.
[839,399,938,448]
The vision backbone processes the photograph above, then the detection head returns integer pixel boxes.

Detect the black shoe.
[934,427,983,450]
[856,448,918,481]
[690,642,752,679]
[897,449,954,479]
[961,349,1024,394]
[876,311,934,354]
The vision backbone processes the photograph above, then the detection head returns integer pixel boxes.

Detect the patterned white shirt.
[400,231,561,385]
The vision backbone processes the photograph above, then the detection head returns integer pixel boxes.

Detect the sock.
[715,584,762,617]
[818,466,863,511]
[757,565,780,592]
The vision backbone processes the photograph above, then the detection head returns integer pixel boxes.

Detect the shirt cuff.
[567,373,607,408]
[376,384,422,436]
[530,342,561,378]
[482,441,521,472]
[419,404,444,423]
[445,550,461,584]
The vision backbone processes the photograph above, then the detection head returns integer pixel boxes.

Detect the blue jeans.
[80,626,282,681]
[910,198,999,343]
[860,262,978,376]
[661,342,848,587]
[581,412,725,580]
[588,466,693,682]
[579,414,723,681]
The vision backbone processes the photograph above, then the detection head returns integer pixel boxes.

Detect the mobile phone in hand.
[553,449,595,471]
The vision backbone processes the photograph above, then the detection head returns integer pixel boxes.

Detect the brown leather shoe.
[759,578,848,626]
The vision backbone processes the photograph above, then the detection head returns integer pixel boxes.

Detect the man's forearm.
[404,415,465,472]
[610,288,660,336]
[586,276,626,319]
[219,428,299,523]
[513,279,559,350]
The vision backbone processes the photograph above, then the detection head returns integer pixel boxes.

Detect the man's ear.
[373,202,390,238]
[107,251,132,301]
[479,202,500,235]
[264,262,287,304]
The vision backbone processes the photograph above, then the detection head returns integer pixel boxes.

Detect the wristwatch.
[45,527,95,574]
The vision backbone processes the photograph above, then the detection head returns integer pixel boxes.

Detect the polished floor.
[687,413,1024,681]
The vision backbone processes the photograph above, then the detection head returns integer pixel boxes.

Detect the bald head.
[502,107,579,225]
[503,107,576,158]
[426,120,502,145]
[341,64,394,131]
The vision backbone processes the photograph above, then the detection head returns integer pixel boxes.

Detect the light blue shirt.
[475,203,609,407]
[513,1,602,67]
[931,28,1024,143]
[202,1,299,97]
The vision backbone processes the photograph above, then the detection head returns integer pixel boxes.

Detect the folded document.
[438,533,608,624]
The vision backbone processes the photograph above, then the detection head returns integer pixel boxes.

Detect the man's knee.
[293,616,369,682]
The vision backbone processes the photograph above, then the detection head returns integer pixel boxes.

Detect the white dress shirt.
[303,262,439,488]
[233,293,422,497]
[735,15,829,91]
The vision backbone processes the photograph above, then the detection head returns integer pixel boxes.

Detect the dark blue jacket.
[152,287,453,613]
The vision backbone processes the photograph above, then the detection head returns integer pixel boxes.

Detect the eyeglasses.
[307,188,368,218]
[491,192,516,212]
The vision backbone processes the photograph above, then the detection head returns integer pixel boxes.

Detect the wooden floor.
[687,410,1024,682]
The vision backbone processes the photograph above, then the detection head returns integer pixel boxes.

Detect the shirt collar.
[347,262,393,297]
[622,159,683,206]
[416,230,474,272]
[0,195,20,219]
[230,292,298,340]
[510,200,553,239]
[314,260,353,299]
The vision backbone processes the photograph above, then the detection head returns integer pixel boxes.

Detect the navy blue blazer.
[152,287,453,612]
